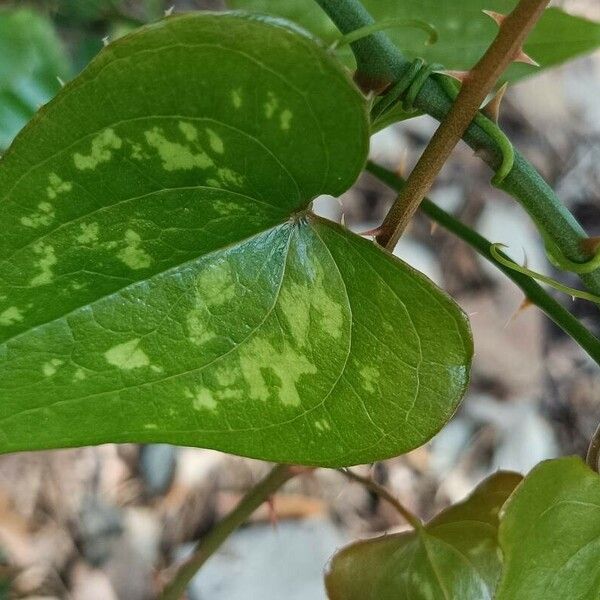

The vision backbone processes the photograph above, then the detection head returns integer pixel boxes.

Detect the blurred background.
[0,0,599,598]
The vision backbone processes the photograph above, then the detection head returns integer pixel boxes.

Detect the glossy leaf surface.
[230,0,600,83]
[326,471,522,598]
[0,8,71,149]
[497,457,600,599]
[0,13,472,466]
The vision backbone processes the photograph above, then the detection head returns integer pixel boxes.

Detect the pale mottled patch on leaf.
[104,339,150,370]
[74,129,122,170]
[21,201,55,229]
[116,230,152,270]
[0,306,24,326]
[145,126,213,171]
[30,242,57,287]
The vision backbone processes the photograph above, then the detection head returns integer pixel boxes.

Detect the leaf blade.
[0,13,472,466]
[497,457,600,600]
[325,471,522,599]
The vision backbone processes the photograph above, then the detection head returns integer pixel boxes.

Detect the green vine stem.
[159,464,297,600]
[339,468,423,530]
[314,0,600,296]
[367,161,600,365]
[374,0,549,250]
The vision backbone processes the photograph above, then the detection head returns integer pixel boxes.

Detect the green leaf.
[0,8,72,150]
[497,457,600,599]
[0,13,472,466]
[229,1,600,83]
[325,471,522,599]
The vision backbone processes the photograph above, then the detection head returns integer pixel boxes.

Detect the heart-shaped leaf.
[230,0,600,84]
[0,12,471,466]
[0,8,71,149]
[325,471,522,599]
[497,457,600,599]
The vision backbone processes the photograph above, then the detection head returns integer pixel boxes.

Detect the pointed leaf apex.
[482,10,506,26]
[483,82,508,123]
[514,49,539,67]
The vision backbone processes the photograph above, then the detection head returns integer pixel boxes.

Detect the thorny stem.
[339,468,423,530]
[367,161,600,366]
[314,0,600,296]
[159,464,297,600]
[374,0,549,249]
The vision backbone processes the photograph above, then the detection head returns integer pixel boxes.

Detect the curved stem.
[490,244,600,305]
[159,464,297,600]
[367,161,600,366]
[313,0,600,296]
[339,468,423,530]
[334,18,437,49]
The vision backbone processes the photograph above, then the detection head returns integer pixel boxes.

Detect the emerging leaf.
[497,457,600,599]
[325,471,522,599]
[0,13,471,466]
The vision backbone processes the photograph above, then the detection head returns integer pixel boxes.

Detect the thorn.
[102,35,110,47]
[513,48,539,67]
[56,76,65,87]
[358,225,386,238]
[504,297,533,328]
[287,466,316,476]
[430,221,438,235]
[439,69,470,84]
[165,6,174,16]
[482,10,506,26]
[581,236,600,257]
[395,148,408,178]
[340,211,346,227]
[266,496,278,529]
[482,82,508,123]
